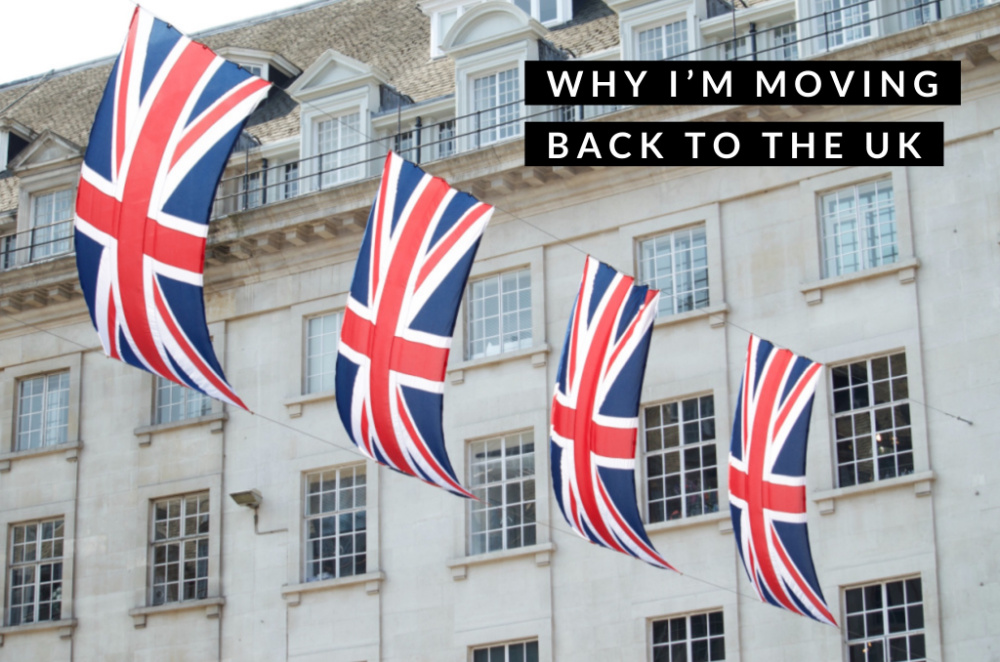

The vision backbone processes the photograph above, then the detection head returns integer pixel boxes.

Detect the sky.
[1,0,322,85]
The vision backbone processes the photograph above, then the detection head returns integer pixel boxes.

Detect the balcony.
[0,221,73,272]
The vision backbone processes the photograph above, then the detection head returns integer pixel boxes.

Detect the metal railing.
[0,0,991,263]
[211,102,621,217]
[0,221,74,272]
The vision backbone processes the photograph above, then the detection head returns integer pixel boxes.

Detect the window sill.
[281,571,385,605]
[0,618,77,646]
[0,440,81,473]
[645,509,732,536]
[128,597,225,628]
[134,412,227,446]
[800,257,920,305]
[283,390,335,418]
[652,303,728,330]
[448,344,550,385]
[446,542,555,580]
[812,470,935,515]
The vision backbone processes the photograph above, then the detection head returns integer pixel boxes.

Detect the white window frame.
[470,66,522,146]
[428,0,571,58]
[843,577,926,662]
[148,492,210,607]
[1,354,82,457]
[302,464,368,582]
[0,505,77,635]
[636,18,691,60]
[799,166,915,303]
[812,0,878,51]
[619,3,698,63]
[642,394,720,524]
[467,430,537,555]
[153,376,213,426]
[6,517,65,626]
[471,639,540,662]
[313,110,365,188]
[452,247,547,372]
[819,177,898,278]
[465,267,533,361]
[28,188,74,262]
[454,41,533,154]
[130,476,222,622]
[304,311,342,395]
[650,610,726,662]
[15,371,70,452]
[284,293,350,417]
[623,203,726,330]
[830,352,913,488]
[637,224,711,319]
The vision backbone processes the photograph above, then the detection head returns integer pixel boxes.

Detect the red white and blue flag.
[550,256,673,570]
[729,334,836,625]
[74,8,269,409]
[336,152,493,497]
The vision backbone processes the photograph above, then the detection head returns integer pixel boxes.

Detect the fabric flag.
[550,256,674,570]
[729,334,837,625]
[74,8,269,409]
[336,152,493,497]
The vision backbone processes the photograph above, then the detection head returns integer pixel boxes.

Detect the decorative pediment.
[8,130,82,174]
[441,2,547,56]
[286,50,389,103]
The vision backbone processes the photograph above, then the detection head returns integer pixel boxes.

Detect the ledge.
[134,412,227,446]
[800,257,920,305]
[646,509,731,536]
[652,303,729,330]
[281,571,384,605]
[128,597,225,628]
[446,542,555,580]
[448,344,550,385]
[283,390,335,418]
[812,470,934,515]
[0,618,77,646]
[0,440,81,473]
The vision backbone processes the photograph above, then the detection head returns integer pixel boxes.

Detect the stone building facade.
[0,0,998,659]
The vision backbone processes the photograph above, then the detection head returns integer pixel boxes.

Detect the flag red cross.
[75,28,266,400]
[729,348,819,613]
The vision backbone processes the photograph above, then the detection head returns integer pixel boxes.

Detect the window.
[154,376,212,425]
[16,371,69,451]
[315,112,363,187]
[149,493,209,606]
[472,639,539,662]
[437,119,455,159]
[845,578,925,662]
[651,611,725,662]
[305,312,341,394]
[644,395,718,523]
[901,0,935,29]
[240,171,262,210]
[637,225,709,318]
[29,189,73,261]
[832,352,912,488]
[472,68,520,145]
[772,24,799,61]
[721,36,749,61]
[816,0,873,49]
[466,268,532,360]
[6,519,64,626]
[468,431,536,554]
[304,465,366,581]
[636,20,689,60]
[820,178,897,277]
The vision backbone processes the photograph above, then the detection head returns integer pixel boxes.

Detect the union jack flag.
[550,256,674,570]
[729,334,837,625]
[336,152,493,497]
[74,8,269,409]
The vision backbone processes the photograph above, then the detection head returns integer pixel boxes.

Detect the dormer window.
[0,121,34,172]
[424,0,571,58]
[472,68,520,144]
[637,19,689,60]
[29,188,74,261]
